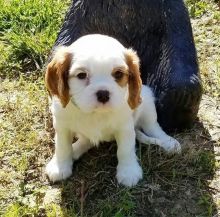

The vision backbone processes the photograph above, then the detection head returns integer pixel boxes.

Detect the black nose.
[96,90,110,103]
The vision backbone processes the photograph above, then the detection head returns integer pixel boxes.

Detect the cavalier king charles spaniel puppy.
[45,34,181,187]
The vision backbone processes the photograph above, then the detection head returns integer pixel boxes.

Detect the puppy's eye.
[76,72,87,80]
[113,70,124,80]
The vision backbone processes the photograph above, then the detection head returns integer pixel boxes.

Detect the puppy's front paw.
[45,156,73,182]
[161,137,181,154]
[116,161,143,187]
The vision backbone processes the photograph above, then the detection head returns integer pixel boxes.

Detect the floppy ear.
[45,46,72,107]
[124,49,142,109]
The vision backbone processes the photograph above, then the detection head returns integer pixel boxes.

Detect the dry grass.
[0,1,220,216]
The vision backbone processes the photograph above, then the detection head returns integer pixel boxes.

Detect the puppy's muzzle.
[96,90,110,104]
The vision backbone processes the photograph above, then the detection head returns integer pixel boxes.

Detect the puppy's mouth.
[93,102,113,112]
[71,96,113,113]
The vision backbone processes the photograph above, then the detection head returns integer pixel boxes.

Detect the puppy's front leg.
[46,128,73,182]
[115,127,143,187]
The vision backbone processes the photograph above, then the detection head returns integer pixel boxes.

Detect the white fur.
[46,34,181,187]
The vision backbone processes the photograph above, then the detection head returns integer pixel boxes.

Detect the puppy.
[45,34,181,187]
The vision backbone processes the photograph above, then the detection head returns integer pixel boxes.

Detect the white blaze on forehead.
[69,55,127,74]
[68,34,127,76]
[69,34,125,57]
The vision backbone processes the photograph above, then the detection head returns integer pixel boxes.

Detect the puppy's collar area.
[70,96,78,108]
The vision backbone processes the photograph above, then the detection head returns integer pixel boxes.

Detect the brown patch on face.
[112,67,129,87]
[124,49,142,109]
[45,46,72,107]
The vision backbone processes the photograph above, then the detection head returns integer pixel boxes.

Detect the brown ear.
[125,49,142,109]
[45,46,72,107]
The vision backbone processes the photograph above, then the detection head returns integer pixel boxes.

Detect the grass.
[0,0,70,76]
[186,0,219,18]
[0,0,220,216]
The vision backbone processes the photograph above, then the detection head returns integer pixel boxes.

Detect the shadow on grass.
[48,121,218,217]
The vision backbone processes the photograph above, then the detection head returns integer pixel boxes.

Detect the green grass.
[0,0,70,76]
[0,0,220,216]
[186,0,218,18]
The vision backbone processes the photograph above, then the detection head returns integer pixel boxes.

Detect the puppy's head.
[45,34,142,112]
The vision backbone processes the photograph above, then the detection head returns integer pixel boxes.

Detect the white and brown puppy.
[45,34,181,187]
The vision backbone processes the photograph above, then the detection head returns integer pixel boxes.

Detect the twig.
[80,180,85,217]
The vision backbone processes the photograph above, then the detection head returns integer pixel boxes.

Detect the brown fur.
[45,47,72,107]
[125,49,142,109]
[112,67,129,87]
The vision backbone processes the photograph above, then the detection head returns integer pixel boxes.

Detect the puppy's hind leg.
[137,122,181,154]
[136,129,163,146]
[72,135,93,160]
[136,87,181,154]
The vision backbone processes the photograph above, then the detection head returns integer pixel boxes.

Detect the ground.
[0,1,220,216]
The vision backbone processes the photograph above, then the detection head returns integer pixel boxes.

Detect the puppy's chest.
[72,115,117,144]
